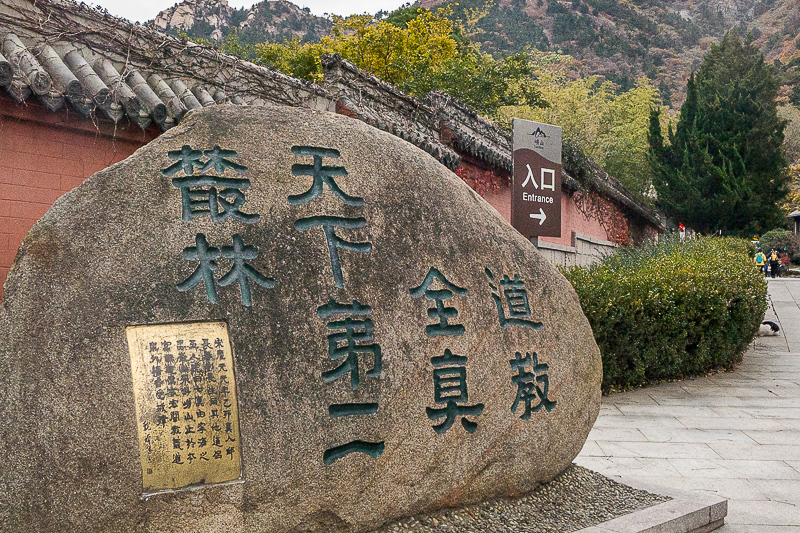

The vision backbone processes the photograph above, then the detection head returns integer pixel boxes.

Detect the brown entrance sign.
[511,119,562,239]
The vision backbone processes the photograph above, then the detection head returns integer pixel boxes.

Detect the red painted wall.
[0,98,158,299]
[455,156,651,248]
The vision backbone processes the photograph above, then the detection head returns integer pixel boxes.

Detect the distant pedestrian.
[769,249,780,279]
[755,249,767,277]
[780,251,790,277]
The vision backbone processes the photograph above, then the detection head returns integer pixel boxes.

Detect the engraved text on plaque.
[126,321,242,495]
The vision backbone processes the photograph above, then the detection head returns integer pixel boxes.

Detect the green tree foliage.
[444,0,550,55]
[648,31,790,236]
[758,228,792,252]
[383,5,428,29]
[220,30,255,60]
[498,53,666,200]
[779,105,800,165]
[657,79,672,108]
[252,7,546,116]
[564,236,767,393]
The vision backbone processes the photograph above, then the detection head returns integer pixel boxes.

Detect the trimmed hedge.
[564,236,768,393]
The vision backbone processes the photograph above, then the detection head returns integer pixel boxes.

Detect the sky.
[89,0,410,23]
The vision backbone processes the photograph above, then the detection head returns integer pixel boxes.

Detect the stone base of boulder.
[372,465,726,533]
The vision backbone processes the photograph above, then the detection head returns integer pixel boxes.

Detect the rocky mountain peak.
[153,0,331,44]
[154,0,233,41]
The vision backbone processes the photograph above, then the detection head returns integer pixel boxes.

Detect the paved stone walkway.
[575,279,800,532]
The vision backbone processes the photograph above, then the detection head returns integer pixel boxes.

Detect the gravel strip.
[372,464,671,532]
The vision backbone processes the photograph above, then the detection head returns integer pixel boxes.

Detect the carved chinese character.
[426,349,484,433]
[288,146,364,206]
[323,441,385,465]
[510,351,556,418]
[171,175,259,223]
[217,234,275,306]
[178,233,274,306]
[295,216,372,289]
[409,268,468,337]
[162,145,248,177]
[177,234,220,302]
[485,268,543,330]
[161,145,205,177]
[317,299,382,390]
[201,146,248,175]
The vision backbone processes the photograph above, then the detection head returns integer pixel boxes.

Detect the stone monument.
[0,105,602,532]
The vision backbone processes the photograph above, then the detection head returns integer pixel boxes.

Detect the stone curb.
[576,475,727,533]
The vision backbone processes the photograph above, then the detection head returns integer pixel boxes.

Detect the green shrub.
[758,228,792,253]
[564,236,767,393]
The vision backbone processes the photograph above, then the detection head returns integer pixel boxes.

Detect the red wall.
[0,98,158,299]
[454,156,651,248]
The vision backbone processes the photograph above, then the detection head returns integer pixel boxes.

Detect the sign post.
[511,119,562,239]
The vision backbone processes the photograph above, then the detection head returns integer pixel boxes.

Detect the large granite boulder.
[0,105,601,532]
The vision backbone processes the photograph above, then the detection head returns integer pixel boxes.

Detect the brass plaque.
[126,321,242,495]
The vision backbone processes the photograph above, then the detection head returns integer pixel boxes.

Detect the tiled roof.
[0,0,662,230]
[0,0,333,131]
[1,31,247,130]
[320,54,462,170]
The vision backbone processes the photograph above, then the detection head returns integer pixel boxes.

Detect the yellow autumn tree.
[252,6,545,115]
[600,78,665,199]
[782,164,800,212]
[255,8,457,87]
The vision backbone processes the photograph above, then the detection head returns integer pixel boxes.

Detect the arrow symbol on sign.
[530,208,546,225]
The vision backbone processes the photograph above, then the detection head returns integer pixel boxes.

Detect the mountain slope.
[151,0,800,107]
[418,0,800,105]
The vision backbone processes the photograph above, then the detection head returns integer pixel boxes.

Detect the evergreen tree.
[648,31,789,236]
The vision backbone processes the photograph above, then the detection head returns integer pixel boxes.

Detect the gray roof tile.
[2,33,51,96]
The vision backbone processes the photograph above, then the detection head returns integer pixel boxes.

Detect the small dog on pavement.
[759,320,781,336]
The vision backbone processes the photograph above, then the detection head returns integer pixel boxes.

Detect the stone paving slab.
[576,279,800,531]
[595,442,722,460]
[742,429,800,445]
[677,416,797,430]
[647,397,750,407]
[724,500,800,526]
[576,504,722,533]
[605,476,768,502]
[595,416,688,429]
[575,476,727,533]
[614,405,723,418]
[635,428,756,443]
[588,428,651,441]
[709,443,800,460]
[719,527,800,532]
